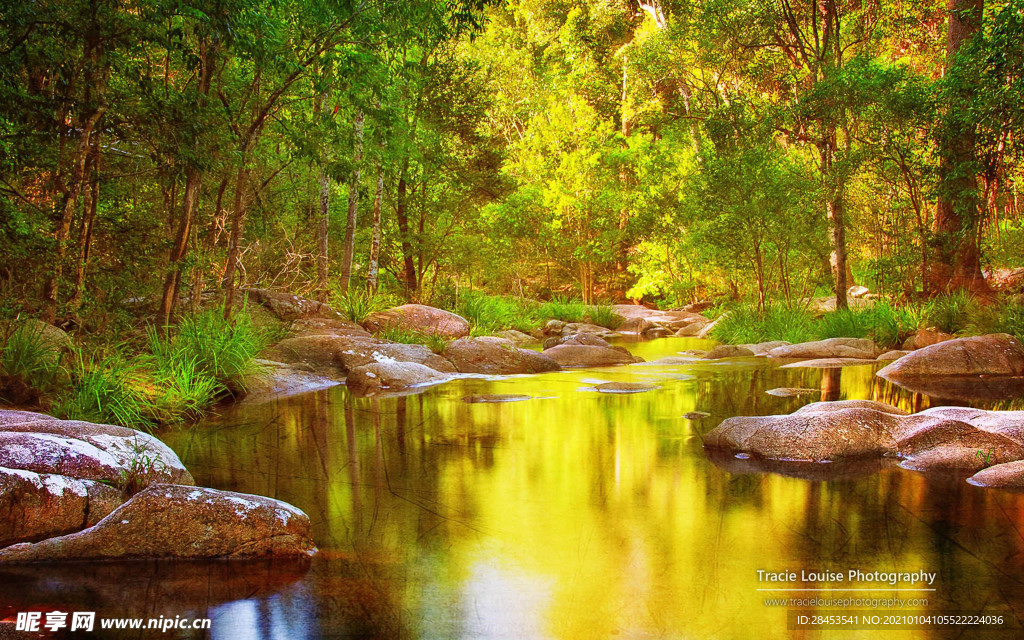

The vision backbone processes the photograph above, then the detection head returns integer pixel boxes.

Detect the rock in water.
[594,382,659,394]
[346,361,450,395]
[543,344,643,367]
[878,333,1024,378]
[462,394,532,403]
[767,338,879,360]
[444,338,560,374]
[0,485,316,562]
[766,388,818,397]
[967,461,1024,488]
[703,345,755,359]
[363,304,470,338]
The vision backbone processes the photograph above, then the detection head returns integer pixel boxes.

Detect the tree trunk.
[338,110,365,294]
[396,159,418,294]
[315,91,331,303]
[221,163,251,317]
[69,134,101,316]
[366,161,385,293]
[926,0,988,295]
[819,130,849,310]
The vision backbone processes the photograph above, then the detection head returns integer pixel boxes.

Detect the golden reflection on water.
[159,340,1024,639]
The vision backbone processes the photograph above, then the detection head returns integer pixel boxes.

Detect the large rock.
[242,288,342,321]
[0,416,193,487]
[967,461,1024,488]
[12,319,71,353]
[269,334,456,376]
[363,304,470,338]
[239,360,341,403]
[878,333,1024,378]
[738,341,790,356]
[704,345,755,359]
[0,468,125,547]
[705,402,906,461]
[346,362,450,395]
[768,338,879,360]
[290,316,371,339]
[0,485,316,562]
[779,358,877,369]
[444,338,560,375]
[705,402,1024,474]
[543,344,643,367]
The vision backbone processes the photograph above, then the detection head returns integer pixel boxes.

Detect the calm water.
[3,337,1024,639]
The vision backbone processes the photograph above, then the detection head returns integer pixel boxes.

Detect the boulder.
[346,362,450,395]
[444,338,561,375]
[704,345,755,359]
[675,322,707,337]
[563,322,618,338]
[984,267,1024,292]
[594,382,659,394]
[0,468,125,547]
[363,304,470,339]
[618,317,651,335]
[0,485,316,562]
[878,333,1024,378]
[543,319,566,335]
[848,285,870,298]
[967,461,1024,488]
[239,360,341,403]
[269,334,456,376]
[290,316,372,339]
[895,407,1024,471]
[738,341,790,356]
[12,319,71,353]
[682,411,711,420]
[558,332,611,348]
[768,338,879,360]
[0,416,193,488]
[492,329,534,343]
[543,344,643,367]
[877,350,909,362]
[242,288,341,321]
[901,328,955,351]
[696,320,719,339]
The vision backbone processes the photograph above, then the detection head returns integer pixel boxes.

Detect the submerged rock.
[543,344,643,367]
[704,345,755,359]
[779,358,877,369]
[363,304,470,339]
[765,387,818,397]
[240,360,341,402]
[768,338,879,360]
[967,461,1024,488]
[462,394,532,403]
[269,334,456,376]
[346,361,450,395]
[594,382,659,394]
[0,485,316,562]
[445,337,560,375]
[682,411,711,420]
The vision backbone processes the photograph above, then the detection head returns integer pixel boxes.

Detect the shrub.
[969,299,1024,343]
[537,295,587,323]
[922,291,980,334]
[814,303,920,348]
[712,303,818,344]
[455,292,538,334]
[0,322,61,393]
[55,348,152,431]
[586,305,623,329]
[333,289,395,324]
[152,307,269,392]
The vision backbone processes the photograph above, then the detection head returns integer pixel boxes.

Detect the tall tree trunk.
[158,40,214,326]
[338,110,365,294]
[926,0,988,295]
[69,135,101,316]
[315,91,331,303]
[366,161,385,293]
[819,132,849,310]
[222,162,251,317]
[395,159,418,294]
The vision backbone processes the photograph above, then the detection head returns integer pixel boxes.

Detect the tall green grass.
[969,299,1024,343]
[333,290,396,324]
[452,292,618,334]
[55,347,151,429]
[375,327,450,354]
[921,291,980,334]
[815,304,920,348]
[0,323,61,392]
[712,304,818,344]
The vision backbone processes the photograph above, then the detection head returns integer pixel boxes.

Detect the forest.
[1,0,1023,324]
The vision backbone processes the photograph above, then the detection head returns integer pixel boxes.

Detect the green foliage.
[536,296,588,323]
[816,304,920,348]
[375,327,450,354]
[55,348,151,431]
[586,305,622,329]
[454,293,539,334]
[0,323,60,392]
[151,308,270,392]
[968,300,1024,343]
[333,290,396,324]
[711,304,818,345]
[922,292,981,334]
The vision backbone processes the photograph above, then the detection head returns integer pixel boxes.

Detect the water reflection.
[5,342,1024,638]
